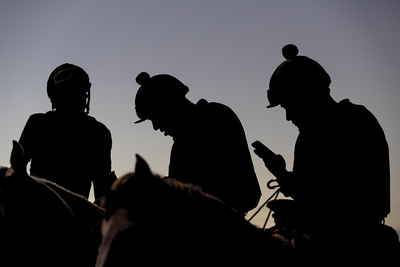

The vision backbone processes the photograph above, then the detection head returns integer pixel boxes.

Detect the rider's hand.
[263,154,287,177]
[275,171,293,197]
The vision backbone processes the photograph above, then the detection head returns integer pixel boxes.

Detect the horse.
[96,154,400,266]
[0,141,104,267]
[95,154,296,267]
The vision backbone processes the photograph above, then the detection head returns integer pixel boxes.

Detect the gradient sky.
[1,1,399,234]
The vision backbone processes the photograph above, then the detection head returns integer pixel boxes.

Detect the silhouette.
[95,154,293,267]
[133,72,261,215]
[18,63,116,200]
[0,141,104,267]
[253,44,399,263]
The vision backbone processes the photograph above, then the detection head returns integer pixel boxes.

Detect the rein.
[247,178,280,230]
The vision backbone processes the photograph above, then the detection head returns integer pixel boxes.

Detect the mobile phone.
[251,140,277,160]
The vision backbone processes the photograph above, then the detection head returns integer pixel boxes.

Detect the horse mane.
[161,176,232,208]
[36,176,104,230]
[108,166,241,227]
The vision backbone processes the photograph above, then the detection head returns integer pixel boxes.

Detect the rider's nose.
[151,120,159,131]
[285,110,292,122]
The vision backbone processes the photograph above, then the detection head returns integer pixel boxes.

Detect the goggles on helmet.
[53,67,89,85]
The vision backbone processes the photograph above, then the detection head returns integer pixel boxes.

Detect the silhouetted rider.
[19,63,116,200]
[253,44,394,258]
[134,72,261,215]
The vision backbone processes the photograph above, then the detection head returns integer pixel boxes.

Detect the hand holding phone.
[252,140,277,161]
[252,140,287,176]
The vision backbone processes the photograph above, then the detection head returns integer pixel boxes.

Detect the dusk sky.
[1,1,399,234]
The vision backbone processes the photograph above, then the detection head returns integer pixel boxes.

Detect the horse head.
[101,154,165,217]
[0,141,75,221]
[0,141,104,267]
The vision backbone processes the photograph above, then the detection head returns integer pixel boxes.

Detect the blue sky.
[0,1,399,233]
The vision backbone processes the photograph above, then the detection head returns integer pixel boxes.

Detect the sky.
[0,1,399,235]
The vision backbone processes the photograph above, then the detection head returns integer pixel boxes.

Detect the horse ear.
[134,154,154,180]
[10,140,28,177]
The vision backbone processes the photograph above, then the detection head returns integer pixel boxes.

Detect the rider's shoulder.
[197,99,238,121]
[25,112,51,123]
[84,115,111,133]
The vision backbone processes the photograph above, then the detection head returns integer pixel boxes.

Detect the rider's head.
[47,63,92,114]
[267,44,332,129]
[134,72,189,136]
[267,44,331,108]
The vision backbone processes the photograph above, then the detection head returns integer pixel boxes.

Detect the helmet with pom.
[267,44,331,108]
[134,72,189,123]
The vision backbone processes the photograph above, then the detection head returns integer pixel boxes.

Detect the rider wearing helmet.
[134,72,261,215]
[254,44,393,260]
[19,63,116,200]
[46,63,92,114]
